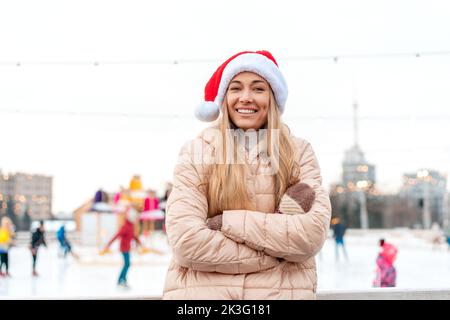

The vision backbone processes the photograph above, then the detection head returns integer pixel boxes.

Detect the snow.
[1,230,449,299]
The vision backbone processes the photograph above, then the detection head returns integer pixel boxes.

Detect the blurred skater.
[445,224,450,250]
[57,224,79,259]
[30,221,47,277]
[102,207,141,288]
[331,217,348,261]
[0,217,16,277]
[373,238,398,287]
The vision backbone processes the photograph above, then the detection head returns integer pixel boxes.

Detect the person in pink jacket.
[163,50,331,299]
[373,238,398,287]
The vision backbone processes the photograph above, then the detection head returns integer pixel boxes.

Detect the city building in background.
[342,101,376,191]
[330,165,449,229]
[400,169,448,229]
[342,146,376,192]
[330,101,377,229]
[328,101,450,230]
[0,169,52,230]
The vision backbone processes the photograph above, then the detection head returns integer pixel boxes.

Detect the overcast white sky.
[1,0,450,213]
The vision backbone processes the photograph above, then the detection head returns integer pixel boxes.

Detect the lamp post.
[417,169,431,229]
[356,180,369,229]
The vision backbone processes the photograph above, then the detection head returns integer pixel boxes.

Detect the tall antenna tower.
[352,71,360,149]
[353,100,359,148]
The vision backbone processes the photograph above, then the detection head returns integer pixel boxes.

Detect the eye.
[229,86,240,92]
[254,87,265,92]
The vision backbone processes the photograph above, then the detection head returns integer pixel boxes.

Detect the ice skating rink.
[1,230,449,299]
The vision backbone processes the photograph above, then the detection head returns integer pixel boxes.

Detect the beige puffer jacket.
[162,126,331,300]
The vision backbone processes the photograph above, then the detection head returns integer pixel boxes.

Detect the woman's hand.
[277,182,316,215]
[206,214,223,231]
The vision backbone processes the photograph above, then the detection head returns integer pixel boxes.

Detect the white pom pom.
[195,101,220,122]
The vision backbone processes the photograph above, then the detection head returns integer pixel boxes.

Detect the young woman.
[0,216,15,277]
[162,50,331,299]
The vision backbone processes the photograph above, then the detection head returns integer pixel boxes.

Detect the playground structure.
[78,175,167,251]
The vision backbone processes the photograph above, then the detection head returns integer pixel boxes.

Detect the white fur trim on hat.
[195,101,220,122]
[215,53,288,112]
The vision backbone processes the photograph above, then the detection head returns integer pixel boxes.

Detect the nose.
[239,88,252,103]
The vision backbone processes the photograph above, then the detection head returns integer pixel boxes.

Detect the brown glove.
[206,214,223,230]
[277,182,315,215]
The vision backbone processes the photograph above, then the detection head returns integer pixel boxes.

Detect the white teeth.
[237,109,256,114]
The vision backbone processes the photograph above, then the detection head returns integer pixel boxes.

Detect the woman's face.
[226,72,271,131]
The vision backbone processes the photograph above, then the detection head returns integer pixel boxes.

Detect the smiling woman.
[163,50,331,300]
[226,72,270,131]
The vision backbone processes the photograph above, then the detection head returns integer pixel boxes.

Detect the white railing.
[81,288,450,300]
[316,288,450,300]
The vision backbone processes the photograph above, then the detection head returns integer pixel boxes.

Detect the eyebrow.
[230,80,267,85]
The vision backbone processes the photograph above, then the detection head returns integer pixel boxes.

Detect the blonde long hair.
[206,92,300,216]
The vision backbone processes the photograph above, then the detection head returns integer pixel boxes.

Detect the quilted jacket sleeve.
[220,138,332,263]
[166,139,280,274]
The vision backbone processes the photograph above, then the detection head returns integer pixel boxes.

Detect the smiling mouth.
[236,109,258,114]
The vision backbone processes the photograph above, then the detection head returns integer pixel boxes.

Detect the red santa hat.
[195,50,288,122]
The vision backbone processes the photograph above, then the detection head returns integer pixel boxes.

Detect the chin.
[234,121,257,131]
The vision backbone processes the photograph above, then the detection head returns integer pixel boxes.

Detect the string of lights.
[1,50,450,67]
[0,108,449,120]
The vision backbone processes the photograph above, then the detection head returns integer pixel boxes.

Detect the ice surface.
[1,230,448,299]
